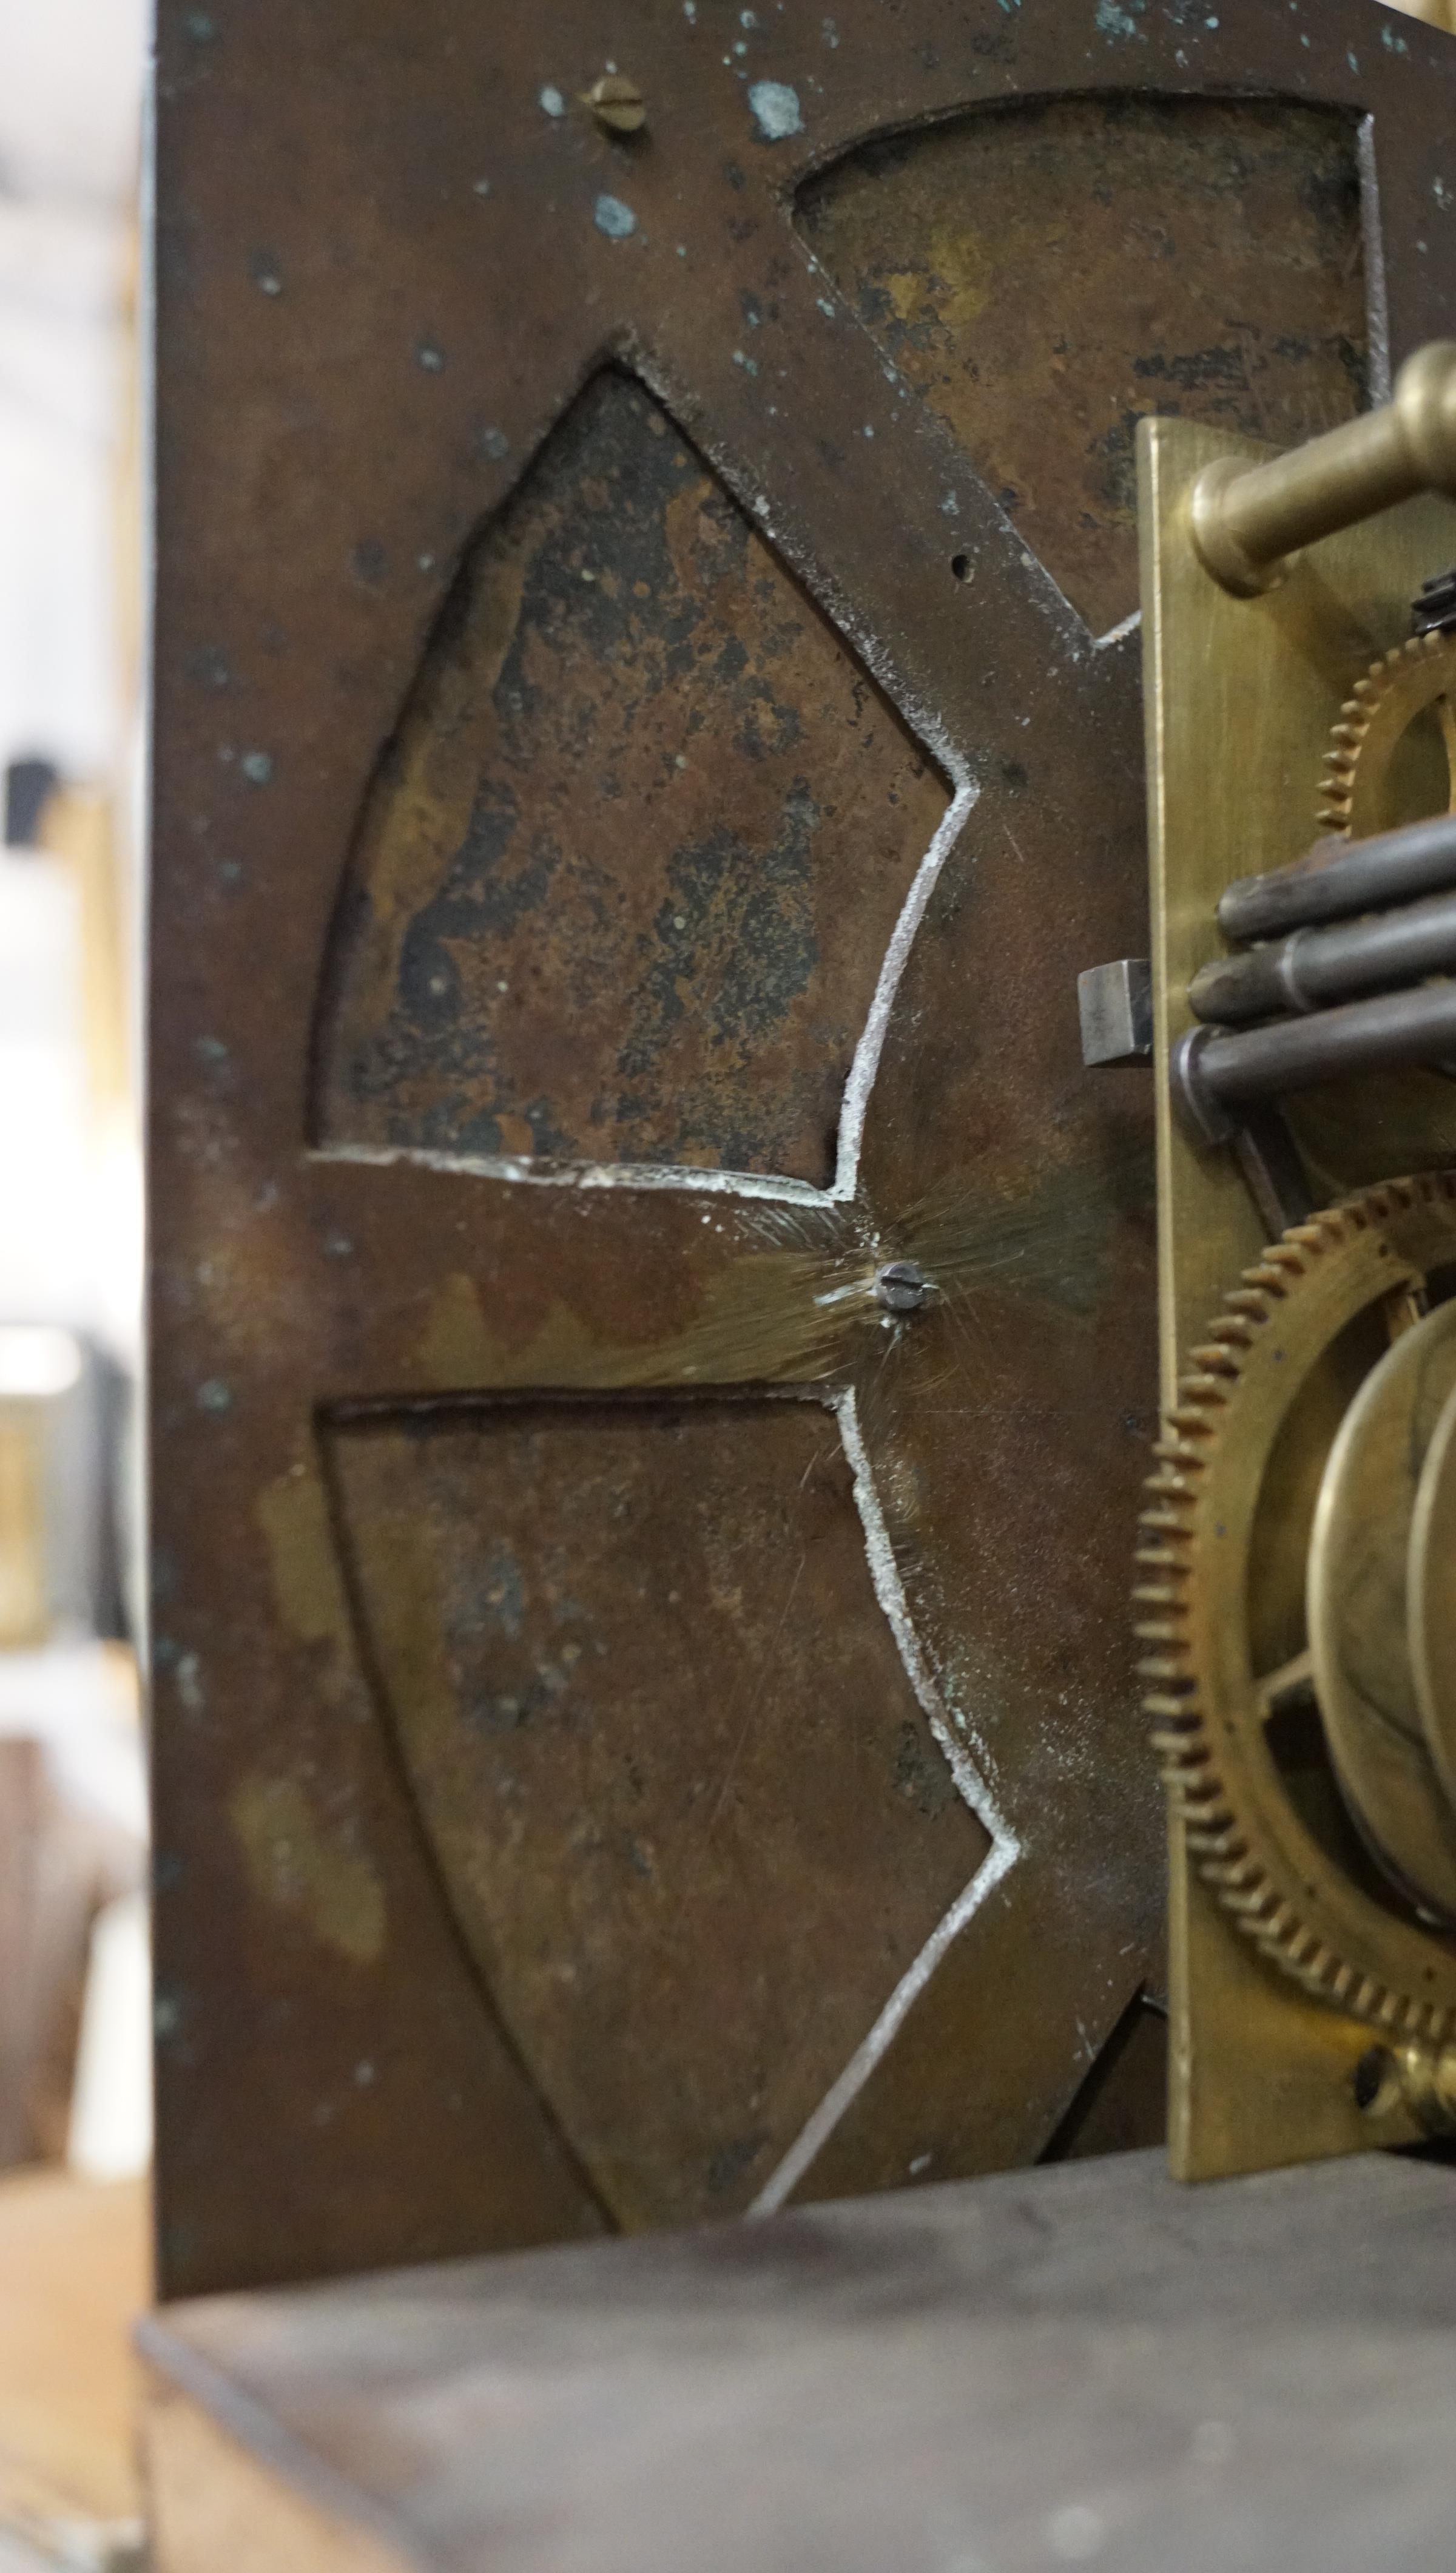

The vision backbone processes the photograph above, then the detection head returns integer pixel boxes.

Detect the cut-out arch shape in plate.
[314,367,949,1192]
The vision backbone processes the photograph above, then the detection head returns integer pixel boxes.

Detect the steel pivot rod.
[1218,812,1456,944]
[1172,981,1456,1144]
[1191,342,1456,597]
[1189,884,1456,1025]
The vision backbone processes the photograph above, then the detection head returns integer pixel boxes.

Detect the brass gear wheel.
[1139,1173,1456,2041]
[1318,627,1456,837]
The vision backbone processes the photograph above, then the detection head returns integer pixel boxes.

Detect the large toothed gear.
[1139,1174,1456,2040]
[1318,628,1456,837]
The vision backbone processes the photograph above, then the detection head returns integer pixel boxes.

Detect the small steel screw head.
[874,1260,929,1314]
[583,73,646,134]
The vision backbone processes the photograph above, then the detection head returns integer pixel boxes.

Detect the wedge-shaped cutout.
[327,1397,989,2228]
[315,370,947,1187]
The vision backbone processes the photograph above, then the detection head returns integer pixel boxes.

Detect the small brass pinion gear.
[1139,1174,1456,2040]
[1318,627,1456,836]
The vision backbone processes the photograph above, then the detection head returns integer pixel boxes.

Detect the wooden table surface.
[0,2166,147,2569]
[141,2144,1456,2572]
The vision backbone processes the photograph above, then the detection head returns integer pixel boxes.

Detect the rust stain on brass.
[257,1466,352,1649]
[231,1775,387,1967]
[328,1398,989,2227]
[315,369,946,1185]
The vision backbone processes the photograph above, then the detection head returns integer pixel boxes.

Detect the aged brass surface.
[1370,2032,1456,2132]
[582,76,646,137]
[1190,342,1456,597]
[1411,1384,1456,1805]
[1319,630,1456,839]
[1143,1178,1456,2039]
[1142,396,1456,2182]
[1309,1300,1456,1918]
[1169,1827,1420,2181]
[1139,415,1456,1409]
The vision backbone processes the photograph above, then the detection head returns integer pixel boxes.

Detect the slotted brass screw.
[583,74,645,135]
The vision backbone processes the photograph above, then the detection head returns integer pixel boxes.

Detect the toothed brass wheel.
[1319,629,1456,837]
[1140,1174,1456,2041]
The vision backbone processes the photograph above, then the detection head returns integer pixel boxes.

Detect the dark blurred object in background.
[4,761,61,852]
[0,1328,129,1650]
[0,1737,140,2169]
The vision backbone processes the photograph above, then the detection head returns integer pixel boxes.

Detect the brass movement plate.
[1139,417,1456,2179]
[1140,418,1456,1410]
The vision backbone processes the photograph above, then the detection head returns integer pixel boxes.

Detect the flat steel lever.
[1191,342,1456,597]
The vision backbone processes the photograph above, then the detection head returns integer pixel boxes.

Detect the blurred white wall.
[0,1,148,1371]
[0,2,150,2194]
[0,0,147,791]
[0,208,124,791]
[0,0,149,208]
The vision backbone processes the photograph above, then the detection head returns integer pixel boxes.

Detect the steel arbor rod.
[1218,813,1456,944]
[1190,885,1456,1024]
[1173,980,1456,1141]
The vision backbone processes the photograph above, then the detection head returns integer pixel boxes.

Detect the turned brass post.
[1191,341,1456,595]
[1357,2038,1456,2136]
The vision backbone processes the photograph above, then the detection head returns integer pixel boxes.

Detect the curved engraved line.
[307,1140,832,1207]
[747,1383,1020,2215]
[836,1384,1011,1834]
[311,772,976,1214]
[313,1417,618,2231]
[829,771,973,1202]
[746,1851,1015,2217]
